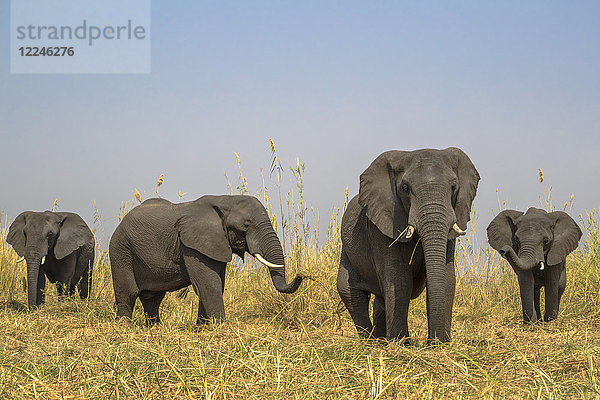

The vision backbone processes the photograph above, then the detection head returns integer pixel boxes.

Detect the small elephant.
[337,148,480,342]
[487,207,582,323]
[109,195,304,324]
[6,211,95,310]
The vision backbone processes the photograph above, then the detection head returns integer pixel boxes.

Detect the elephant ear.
[358,151,409,239]
[547,211,582,265]
[175,204,233,263]
[486,210,524,252]
[443,147,480,230]
[6,211,33,256]
[55,212,94,260]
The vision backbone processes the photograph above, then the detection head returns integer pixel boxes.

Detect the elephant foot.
[145,315,161,326]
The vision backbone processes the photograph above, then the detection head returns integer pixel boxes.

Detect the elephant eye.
[400,182,410,194]
[543,237,550,245]
[47,232,53,238]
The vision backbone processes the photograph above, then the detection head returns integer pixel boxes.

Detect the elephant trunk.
[500,245,539,271]
[255,220,304,294]
[25,254,43,310]
[417,186,453,343]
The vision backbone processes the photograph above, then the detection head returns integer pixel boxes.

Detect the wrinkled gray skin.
[6,211,95,310]
[337,148,480,343]
[109,195,304,325]
[487,208,582,323]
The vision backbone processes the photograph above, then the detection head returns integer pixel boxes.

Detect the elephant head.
[175,195,304,293]
[6,211,93,309]
[358,147,480,341]
[487,207,582,270]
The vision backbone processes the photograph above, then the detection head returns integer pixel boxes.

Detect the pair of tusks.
[403,223,467,239]
[254,253,284,269]
[15,256,46,264]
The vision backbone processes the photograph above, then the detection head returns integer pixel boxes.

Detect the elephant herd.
[6,147,582,343]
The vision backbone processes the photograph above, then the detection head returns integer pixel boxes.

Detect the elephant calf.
[487,207,582,323]
[7,211,95,310]
[109,195,304,325]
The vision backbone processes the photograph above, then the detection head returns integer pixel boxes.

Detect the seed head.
[134,189,143,203]
[269,138,275,152]
[538,168,544,183]
[157,174,164,187]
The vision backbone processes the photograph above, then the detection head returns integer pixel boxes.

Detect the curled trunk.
[256,221,304,294]
[500,245,539,271]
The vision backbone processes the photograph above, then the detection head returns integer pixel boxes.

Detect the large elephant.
[337,148,480,343]
[109,195,304,324]
[6,211,95,310]
[487,207,582,323]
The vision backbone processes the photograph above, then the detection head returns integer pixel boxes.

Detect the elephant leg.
[439,241,457,338]
[384,266,412,341]
[337,253,373,338]
[75,249,93,299]
[372,296,386,339]
[37,268,46,305]
[516,270,537,323]
[544,264,565,321]
[56,282,67,297]
[140,291,166,325]
[182,247,226,324]
[444,257,456,338]
[77,267,91,299]
[110,247,139,320]
[68,283,77,297]
[533,286,542,322]
[197,301,209,324]
[557,264,567,309]
[197,266,225,323]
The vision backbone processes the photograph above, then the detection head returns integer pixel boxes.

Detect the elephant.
[109,195,305,324]
[6,211,95,310]
[487,207,582,323]
[337,147,480,343]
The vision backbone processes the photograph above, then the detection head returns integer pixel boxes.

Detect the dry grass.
[0,142,598,399]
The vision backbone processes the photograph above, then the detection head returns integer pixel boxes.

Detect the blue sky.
[1,1,599,249]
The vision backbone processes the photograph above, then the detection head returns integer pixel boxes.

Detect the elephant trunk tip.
[270,271,305,294]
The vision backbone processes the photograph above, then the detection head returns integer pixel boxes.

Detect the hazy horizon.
[2,1,599,251]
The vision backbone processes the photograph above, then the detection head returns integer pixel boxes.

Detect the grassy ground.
[0,151,598,399]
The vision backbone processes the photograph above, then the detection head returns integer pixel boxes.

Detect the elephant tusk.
[16,256,25,263]
[452,223,467,236]
[254,253,284,269]
[539,261,545,271]
[41,256,46,265]
[405,225,415,239]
